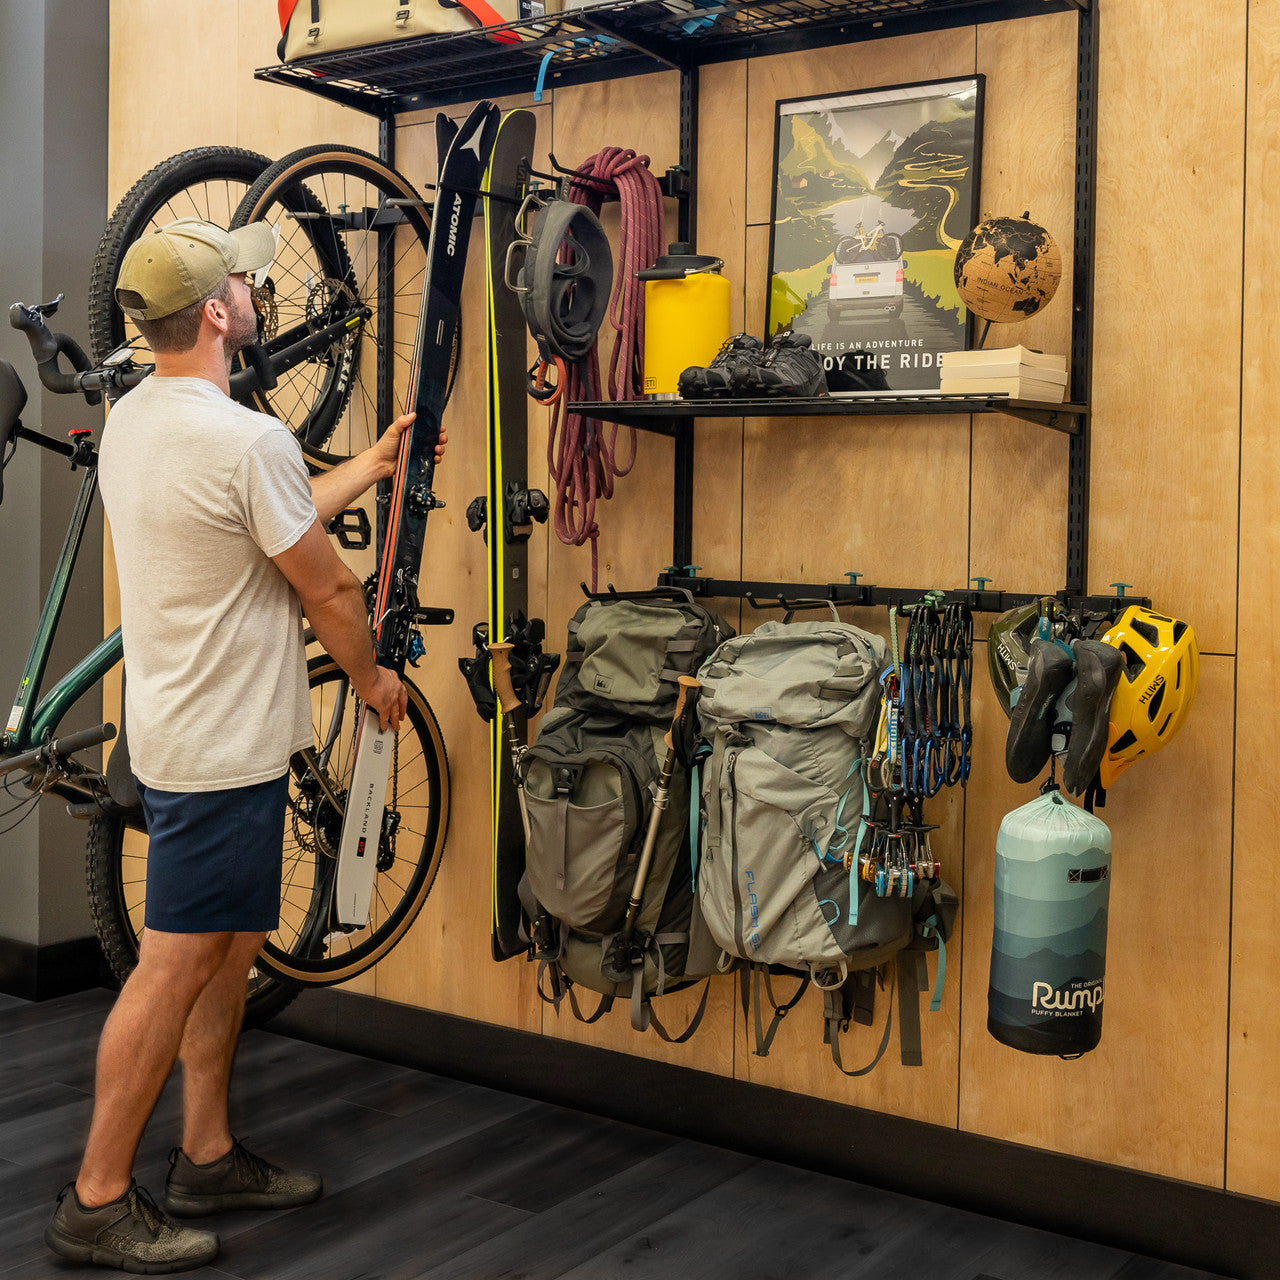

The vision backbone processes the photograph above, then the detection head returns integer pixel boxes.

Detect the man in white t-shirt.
[46,219,437,1273]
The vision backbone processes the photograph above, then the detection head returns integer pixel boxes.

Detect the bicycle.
[2,139,455,1021]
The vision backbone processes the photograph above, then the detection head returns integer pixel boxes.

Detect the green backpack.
[518,594,734,1039]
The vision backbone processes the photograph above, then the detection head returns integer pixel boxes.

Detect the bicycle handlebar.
[9,303,104,406]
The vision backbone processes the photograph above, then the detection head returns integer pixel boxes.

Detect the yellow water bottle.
[638,243,731,399]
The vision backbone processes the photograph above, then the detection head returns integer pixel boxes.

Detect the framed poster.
[766,76,983,394]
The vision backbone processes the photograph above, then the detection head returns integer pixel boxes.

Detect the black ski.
[459,109,558,958]
[335,99,499,926]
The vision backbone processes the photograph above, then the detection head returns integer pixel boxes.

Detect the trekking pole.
[488,641,530,839]
[616,676,702,955]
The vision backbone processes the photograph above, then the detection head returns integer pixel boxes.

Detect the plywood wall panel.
[971,13,1076,364]
[1088,0,1245,651]
[108,0,241,204]
[960,653,1232,1184]
[1227,0,1280,1204]
[967,13,1076,597]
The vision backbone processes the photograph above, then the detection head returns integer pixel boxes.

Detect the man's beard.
[226,294,260,357]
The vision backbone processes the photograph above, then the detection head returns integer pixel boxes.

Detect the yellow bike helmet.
[1098,605,1199,788]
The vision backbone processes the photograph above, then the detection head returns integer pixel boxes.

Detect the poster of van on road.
[766,76,983,394]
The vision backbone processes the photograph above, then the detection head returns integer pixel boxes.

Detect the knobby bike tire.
[231,145,439,471]
[84,653,451,1014]
[85,811,302,1026]
[258,654,451,985]
[88,146,272,364]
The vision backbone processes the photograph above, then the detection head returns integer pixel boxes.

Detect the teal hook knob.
[684,565,701,578]
[970,576,992,591]
[1109,581,1132,598]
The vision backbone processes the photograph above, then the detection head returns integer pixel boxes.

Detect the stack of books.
[938,346,1068,402]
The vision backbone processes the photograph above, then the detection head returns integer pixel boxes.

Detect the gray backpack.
[696,613,957,1073]
[518,594,733,1039]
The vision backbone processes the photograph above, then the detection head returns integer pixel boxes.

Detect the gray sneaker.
[45,1180,218,1274]
[163,1139,322,1217]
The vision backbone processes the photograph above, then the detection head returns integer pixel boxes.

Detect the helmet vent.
[1131,618,1160,646]
[1157,711,1174,735]
[1172,620,1187,642]
[1147,681,1166,720]
[1119,641,1144,678]
[1111,729,1138,753]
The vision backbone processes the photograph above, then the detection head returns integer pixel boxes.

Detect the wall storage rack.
[257,0,1099,612]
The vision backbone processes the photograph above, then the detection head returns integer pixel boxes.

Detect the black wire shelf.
[571,394,1086,433]
[255,0,1086,114]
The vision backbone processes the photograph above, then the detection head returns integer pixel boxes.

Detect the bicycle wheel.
[262,654,450,984]
[231,146,434,470]
[88,146,272,364]
[86,813,301,1026]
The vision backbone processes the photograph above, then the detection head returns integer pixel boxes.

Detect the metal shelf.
[255,0,1086,115]
[572,395,1086,433]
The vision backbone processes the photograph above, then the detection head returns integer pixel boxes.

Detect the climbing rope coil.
[517,146,666,591]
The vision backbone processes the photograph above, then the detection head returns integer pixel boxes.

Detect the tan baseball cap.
[115,218,276,321]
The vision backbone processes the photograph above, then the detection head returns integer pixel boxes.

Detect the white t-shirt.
[98,376,315,791]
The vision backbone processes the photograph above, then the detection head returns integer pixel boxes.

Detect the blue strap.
[535,33,619,102]
[680,0,720,34]
[919,912,947,1012]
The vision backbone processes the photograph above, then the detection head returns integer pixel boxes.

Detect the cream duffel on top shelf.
[277,0,533,61]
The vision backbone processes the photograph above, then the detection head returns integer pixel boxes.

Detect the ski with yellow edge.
[459,108,558,959]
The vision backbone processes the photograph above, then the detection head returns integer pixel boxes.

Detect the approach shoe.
[163,1138,322,1218]
[678,333,763,398]
[732,329,827,398]
[45,1180,218,1274]
[1062,638,1124,795]
[1005,637,1075,783]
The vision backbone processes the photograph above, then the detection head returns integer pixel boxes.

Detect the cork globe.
[954,212,1063,323]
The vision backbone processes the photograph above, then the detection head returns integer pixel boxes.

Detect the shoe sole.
[1005,641,1075,783]
[162,1185,322,1218]
[1062,642,1123,794]
[44,1223,218,1274]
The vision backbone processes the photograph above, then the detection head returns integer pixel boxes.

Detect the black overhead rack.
[255,0,1087,116]
[257,0,1100,614]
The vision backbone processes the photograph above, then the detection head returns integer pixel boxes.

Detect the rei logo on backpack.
[696,612,958,1075]
[518,594,733,1040]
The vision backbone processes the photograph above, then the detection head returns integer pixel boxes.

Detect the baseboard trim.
[271,988,1271,1280]
[0,934,115,1001]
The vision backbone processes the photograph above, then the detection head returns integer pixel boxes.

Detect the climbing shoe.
[732,329,827,398]
[1061,638,1124,795]
[678,333,763,398]
[1005,637,1075,783]
[163,1139,322,1218]
[45,1180,219,1273]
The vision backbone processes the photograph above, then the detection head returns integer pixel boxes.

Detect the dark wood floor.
[0,988,1229,1280]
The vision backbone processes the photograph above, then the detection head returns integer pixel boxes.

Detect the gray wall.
[0,0,109,946]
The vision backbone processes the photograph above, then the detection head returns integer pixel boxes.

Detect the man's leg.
[75,929,234,1207]
[177,929,268,1164]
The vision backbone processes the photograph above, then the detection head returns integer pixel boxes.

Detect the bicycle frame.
[3,458,121,756]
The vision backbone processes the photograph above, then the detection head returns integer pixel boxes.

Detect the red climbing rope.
[546,147,665,591]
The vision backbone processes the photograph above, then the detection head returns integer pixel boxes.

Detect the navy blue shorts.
[138,774,289,934]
